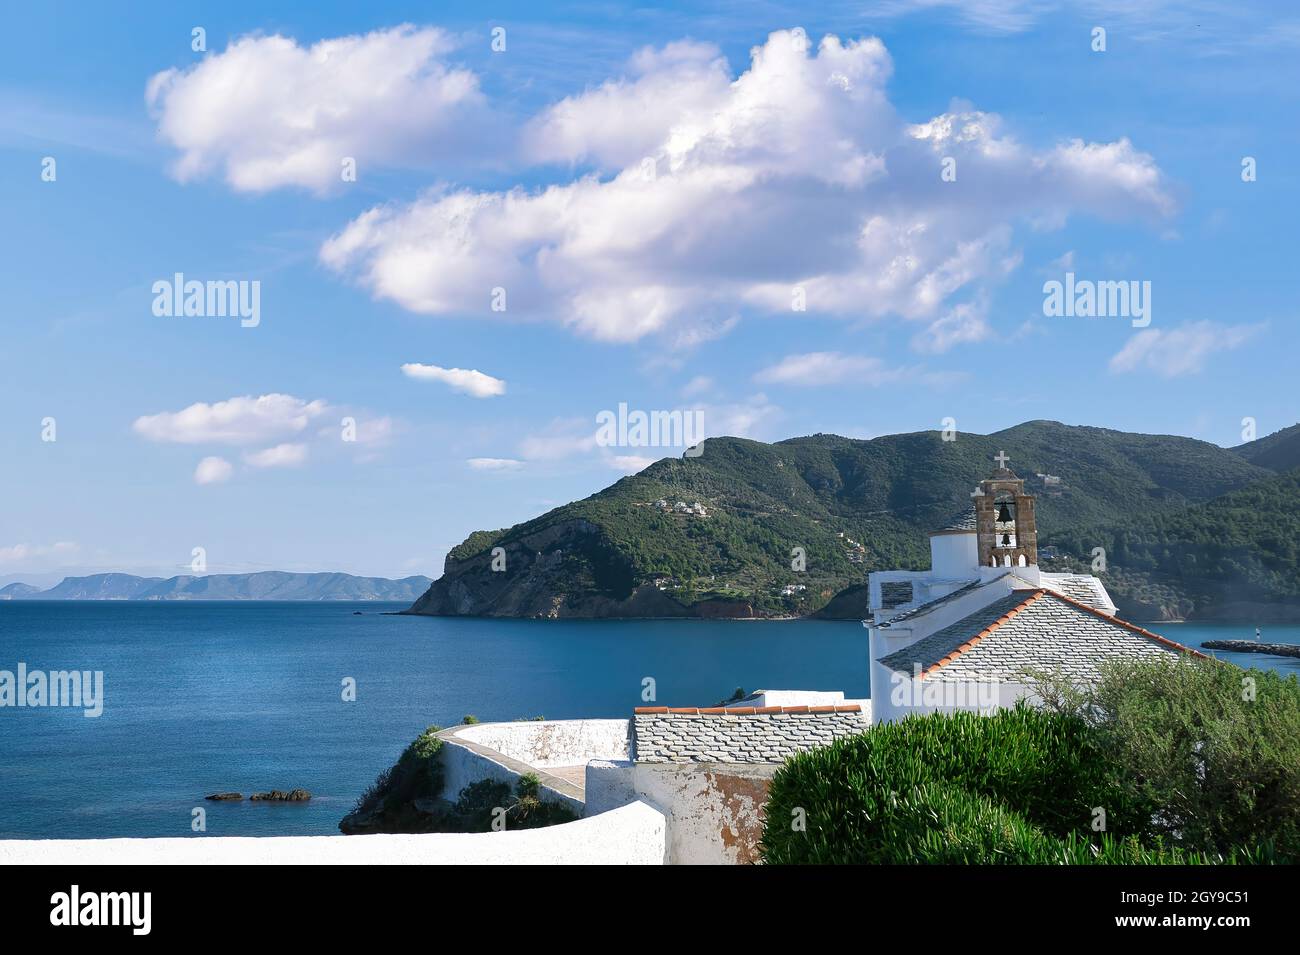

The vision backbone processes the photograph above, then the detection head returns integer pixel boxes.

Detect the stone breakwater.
[1202,640,1300,659]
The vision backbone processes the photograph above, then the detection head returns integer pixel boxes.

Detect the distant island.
[406,419,1300,623]
[0,571,432,601]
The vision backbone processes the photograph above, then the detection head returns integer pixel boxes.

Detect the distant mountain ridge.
[407,419,1299,622]
[0,571,432,601]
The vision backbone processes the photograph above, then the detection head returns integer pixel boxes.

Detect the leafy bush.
[1033,656,1300,859]
[340,725,578,834]
[439,773,578,832]
[763,660,1300,864]
[761,706,1151,864]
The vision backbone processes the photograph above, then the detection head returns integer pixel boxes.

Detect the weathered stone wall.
[587,760,780,864]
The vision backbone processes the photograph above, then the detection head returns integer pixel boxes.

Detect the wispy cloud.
[400,363,506,398]
[1109,320,1263,377]
[467,457,524,471]
[244,443,309,468]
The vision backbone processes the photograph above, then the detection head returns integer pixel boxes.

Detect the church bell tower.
[973,451,1038,568]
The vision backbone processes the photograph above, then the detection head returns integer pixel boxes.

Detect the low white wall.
[0,800,667,866]
[455,719,629,767]
[436,719,630,816]
[437,731,578,816]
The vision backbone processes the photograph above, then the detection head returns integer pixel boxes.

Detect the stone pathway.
[545,765,586,794]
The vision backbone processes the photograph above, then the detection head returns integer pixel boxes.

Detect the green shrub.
[440,774,578,832]
[340,724,579,834]
[1033,656,1300,859]
[760,706,1150,864]
[340,725,445,833]
[461,714,480,725]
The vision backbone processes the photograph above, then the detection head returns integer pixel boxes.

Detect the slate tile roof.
[880,581,914,609]
[631,706,868,763]
[1039,572,1112,611]
[878,588,1202,684]
[935,506,977,532]
[876,578,982,628]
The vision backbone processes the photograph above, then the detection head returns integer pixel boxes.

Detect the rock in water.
[205,792,243,801]
[250,789,311,801]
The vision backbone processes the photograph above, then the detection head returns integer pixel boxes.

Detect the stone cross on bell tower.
[972,452,1038,568]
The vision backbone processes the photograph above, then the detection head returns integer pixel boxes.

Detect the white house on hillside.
[864,454,1201,723]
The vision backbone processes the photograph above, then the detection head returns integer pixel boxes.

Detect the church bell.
[996,503,1013,523]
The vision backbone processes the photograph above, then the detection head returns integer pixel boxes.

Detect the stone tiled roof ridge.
[631,708,870,763]
[901,588,1205,682]
[1042,588,1206,660]
[633,704,862,715]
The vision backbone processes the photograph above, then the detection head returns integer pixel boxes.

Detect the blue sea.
[0,602,1295,840]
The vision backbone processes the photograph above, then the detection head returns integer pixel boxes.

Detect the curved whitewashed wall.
[437,720,630,816]
[0,800,667,865]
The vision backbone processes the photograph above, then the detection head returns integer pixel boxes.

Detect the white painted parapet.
[436,719,630,815]
[452,719,630,767]
[0,800,667,865]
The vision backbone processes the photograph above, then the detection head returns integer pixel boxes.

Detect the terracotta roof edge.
[917,589,1047,681]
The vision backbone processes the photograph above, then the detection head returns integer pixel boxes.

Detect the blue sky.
[1,1,1297,582]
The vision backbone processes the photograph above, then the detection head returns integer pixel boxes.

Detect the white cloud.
[322,30,1173,346]
[244,442,309,468]
[134,394,328,445]
[697,394,784,440]
[1109,321,1263,378]
[681,375,716,398]
[609,455,660,473]
[911,299,992,354]
[0,542,79,567]
[519,418,600,461]
[400,363,506,398]
[146,26,486,194]
[756,352,887,386]
[467,457,524,471]
[194,456,233,484]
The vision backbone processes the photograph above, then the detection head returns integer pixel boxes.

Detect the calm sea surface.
[0,601,1295,839]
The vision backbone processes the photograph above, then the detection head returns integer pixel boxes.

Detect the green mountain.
[408,420,1286,621]
[1043,468,1300,621]
[17,571,433,601]
[1232,423,1300,472]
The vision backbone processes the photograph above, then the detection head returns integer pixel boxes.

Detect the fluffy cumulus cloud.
[1109,321,1263,378]
[400,363,506,397]
[146,26,485,193]
[134,394,329,445]
[194,456,233,485]
[322,30,1173,345]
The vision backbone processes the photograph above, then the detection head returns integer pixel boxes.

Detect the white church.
[864,453,1201,723]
